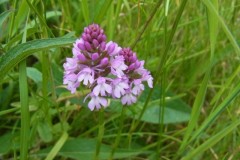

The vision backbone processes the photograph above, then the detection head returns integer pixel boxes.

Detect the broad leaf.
[135,99,191,124]
[27,67,42,83]
[37,121,53,143]
[37,138,149,160]
[0,132,19,155]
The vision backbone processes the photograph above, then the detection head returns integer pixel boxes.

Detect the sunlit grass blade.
[182,119,240,160]
[45,132,68,160]
[202,0,240,55]
[189,81,240,143]
[107,0,122,40]
[211,65,240,105]
[80,0,90,24]
[11,0,28,36]
[178,69,210,154]
[207,0,218,55]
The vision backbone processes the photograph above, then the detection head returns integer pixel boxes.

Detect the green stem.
[109,107,126,159]
[19,9,29,160]
[95,109,105,160]
[19,60,29,160]
[157,3,168,155]
[157,68,166,156]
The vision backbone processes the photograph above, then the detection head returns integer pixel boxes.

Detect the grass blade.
[183,119,240,160]
[178,69,210,154]
[0,10,14,27]
[45,132,68,160]
[93,0,113,23]
[25,0,54,37]
[0,108,19,116]
[131,0,163,49]
[202,0,240,55]
[80,0,90,24]
[207,0,218,54]
[19,11,29,160]
[189,81,240,143]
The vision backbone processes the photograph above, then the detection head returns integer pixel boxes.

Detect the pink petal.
[104,84,112,94]
[93,85,101,96]
[78,74,85,82]
[83,75,90,85]
[99,97,108,107]
[88,99,95,111]
[114,88,121,98]
[100,86,106,96]
[121,96,128,105]
[120,82,129,89]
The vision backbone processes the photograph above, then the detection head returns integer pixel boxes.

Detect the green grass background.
[0,0,240,159]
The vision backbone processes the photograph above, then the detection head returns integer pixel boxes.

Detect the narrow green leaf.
[0,108,19,116]
[178,70,210,153]
[45,132,68,160]
[202,0,240,55]
[12,0,29,35]
[19,13,29,160]
[189,81,240,142]
[93,0,113,23]
[4,27,38,49]
[25,0,54,37]
[80,0,90,24]
[207,0,218,53]
[0,10,14,27]
[0,37,75,81]
[211,65,240,105]
[183,120,240,160]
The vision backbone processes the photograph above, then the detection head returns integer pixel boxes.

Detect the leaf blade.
[0,37,75,81]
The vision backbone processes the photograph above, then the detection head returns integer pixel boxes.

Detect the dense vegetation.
[0,0,240,159]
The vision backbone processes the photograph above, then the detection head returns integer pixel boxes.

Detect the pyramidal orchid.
[63,24,153,111]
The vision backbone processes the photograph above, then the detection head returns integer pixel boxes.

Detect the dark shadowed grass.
[0,0,240,160]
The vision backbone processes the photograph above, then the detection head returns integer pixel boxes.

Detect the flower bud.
[100,57,109,66]
[77,54,87,62]
[77,43,85,50]
[84,41,92,51]
[92,53,99,61]
[92,39,99,48]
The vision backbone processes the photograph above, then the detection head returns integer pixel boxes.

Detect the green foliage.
[0,0,240,159]
[38,138,147,160]
[0,37,75,80]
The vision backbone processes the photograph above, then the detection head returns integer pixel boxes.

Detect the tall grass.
[0,0,240,159]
